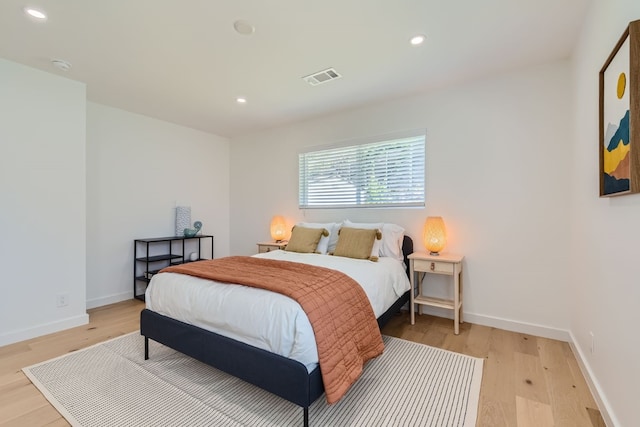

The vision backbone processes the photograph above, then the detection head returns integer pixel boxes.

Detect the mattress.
[145,250,410,371]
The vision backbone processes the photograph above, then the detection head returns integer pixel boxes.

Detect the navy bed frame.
[140,236,413,426]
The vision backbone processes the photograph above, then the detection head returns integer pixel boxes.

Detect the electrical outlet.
[56,293,69,307]
[589,331,595,354]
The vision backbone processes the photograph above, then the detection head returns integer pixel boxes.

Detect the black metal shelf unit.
[133,235,214,301]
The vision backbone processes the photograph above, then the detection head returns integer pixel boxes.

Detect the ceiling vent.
[302,68,341,86]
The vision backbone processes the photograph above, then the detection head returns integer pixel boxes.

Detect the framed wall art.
[599,19,640,197]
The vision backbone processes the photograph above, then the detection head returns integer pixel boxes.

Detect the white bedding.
[145,251,410,371]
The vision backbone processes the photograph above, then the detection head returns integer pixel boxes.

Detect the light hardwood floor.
[0,300,605,427]
[383,313,605,427]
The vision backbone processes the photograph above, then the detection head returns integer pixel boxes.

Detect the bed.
[140,226,413,427]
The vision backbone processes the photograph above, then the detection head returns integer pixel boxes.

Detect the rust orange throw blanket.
[161,256,384,403]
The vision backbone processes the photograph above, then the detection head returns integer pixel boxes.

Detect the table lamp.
[423,216,446,255]
[270,216,287,242]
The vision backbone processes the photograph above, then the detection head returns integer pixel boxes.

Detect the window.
[299,131,425,208]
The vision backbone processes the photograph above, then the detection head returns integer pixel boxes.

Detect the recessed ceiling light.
[233,20,255,35]
[24,7,47,20]
[410,34,426,46]
[236,97,247,104]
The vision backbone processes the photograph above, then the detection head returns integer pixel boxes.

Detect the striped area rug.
[23,332,483,426]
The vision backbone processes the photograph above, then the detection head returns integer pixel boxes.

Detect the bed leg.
[144,336,149,360]
[303,406,309,427]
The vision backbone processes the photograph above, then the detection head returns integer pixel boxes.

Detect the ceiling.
[0,1,590,138]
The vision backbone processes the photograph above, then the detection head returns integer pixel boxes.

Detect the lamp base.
[429,251,440,256]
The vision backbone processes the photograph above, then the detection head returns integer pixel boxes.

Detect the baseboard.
[0,313,89,347]
[568,332,617,427]
[1,291,132,347]
[86,291,133,309]
[416,306,570,341]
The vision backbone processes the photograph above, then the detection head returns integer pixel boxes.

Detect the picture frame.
[599,19,640,197]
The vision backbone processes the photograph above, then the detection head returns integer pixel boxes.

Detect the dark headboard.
[402,235,413,278]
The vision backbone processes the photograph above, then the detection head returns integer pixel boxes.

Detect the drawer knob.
[430,262,435,271]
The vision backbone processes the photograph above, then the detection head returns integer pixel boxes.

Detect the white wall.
[570,2,640,426]
[0,59,88,346]
[230,59,572,340]
[86,103,231,308]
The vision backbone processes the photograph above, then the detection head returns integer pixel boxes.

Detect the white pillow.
[327,222,342,253]
[342,220,383,258]
[380,223,405,262]
[343,220,405,262]
[296,222,337,254]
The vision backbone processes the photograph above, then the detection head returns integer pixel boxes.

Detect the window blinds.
[299,133,425,208]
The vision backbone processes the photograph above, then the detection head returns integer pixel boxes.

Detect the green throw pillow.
[285,226,329,253]
[333,227,381,261]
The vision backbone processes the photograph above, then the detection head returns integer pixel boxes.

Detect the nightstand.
[257,241,288,253]
[408,252,464,334]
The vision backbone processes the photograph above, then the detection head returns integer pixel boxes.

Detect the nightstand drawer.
[257,241,288,254]
[413,259,454,274]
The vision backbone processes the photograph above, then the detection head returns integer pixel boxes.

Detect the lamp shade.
[270,216,287,241]
[423,216,447,255]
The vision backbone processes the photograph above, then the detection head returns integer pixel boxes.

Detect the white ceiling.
[0,1,590,138]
